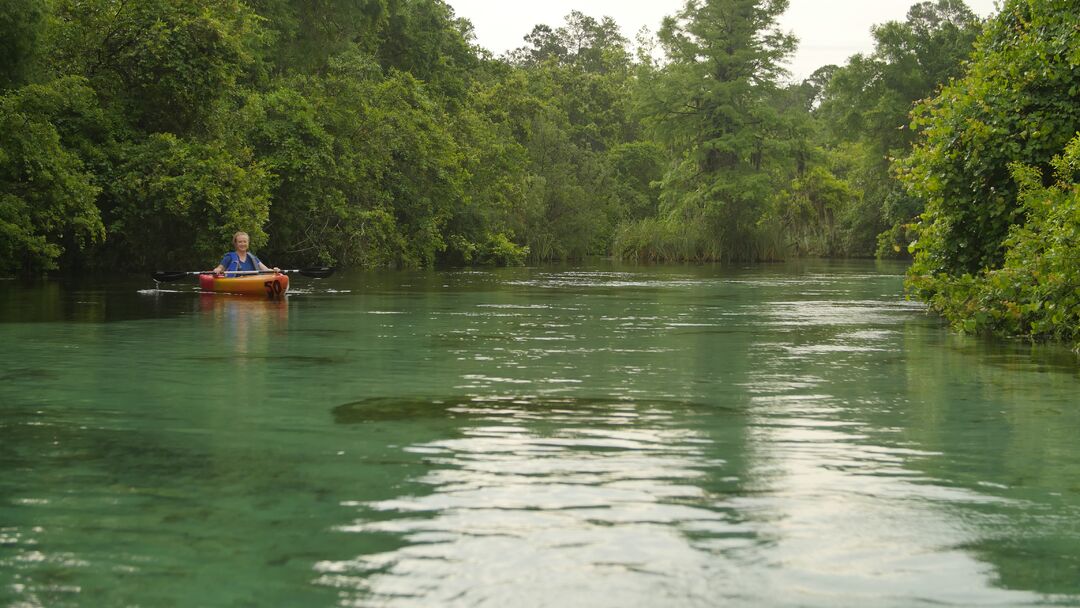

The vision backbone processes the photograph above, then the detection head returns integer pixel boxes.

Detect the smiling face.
[234,232,250,255]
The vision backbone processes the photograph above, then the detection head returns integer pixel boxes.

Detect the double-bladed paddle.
[152,267,335,282]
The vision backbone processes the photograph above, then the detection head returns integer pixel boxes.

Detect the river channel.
[1,260,1078,606]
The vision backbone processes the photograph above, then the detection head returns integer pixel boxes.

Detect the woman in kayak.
[210,231,281,276]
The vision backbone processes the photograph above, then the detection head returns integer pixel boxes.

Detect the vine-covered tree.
[901,0,1080,342]
[902,0,1080,278]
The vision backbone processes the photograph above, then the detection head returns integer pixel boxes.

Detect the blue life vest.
[219,251,263,277]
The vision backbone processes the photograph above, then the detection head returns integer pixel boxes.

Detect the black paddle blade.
[151,271,191,282]
[298,266,335,279]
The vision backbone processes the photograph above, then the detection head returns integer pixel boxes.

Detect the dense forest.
[1,0,1078,343]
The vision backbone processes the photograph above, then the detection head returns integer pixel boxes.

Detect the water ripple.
[318,397,748,606]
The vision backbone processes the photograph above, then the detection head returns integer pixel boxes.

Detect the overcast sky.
[445,0,1001,81]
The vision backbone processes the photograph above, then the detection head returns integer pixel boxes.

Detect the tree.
[497,12,643,260]
[914,134,1080,345]
[0,78,105,273]
[902,0,1080,280]
[603,141,666,222]
[440,72,532,266]
[45,0,261,135]
[0,0,45,90]
[820,1,981,157]
[246,0,388,74]
[900,0,1080,343]
[632,0,796,261]
[508,11,636,152]
[509,11,628,75]
[814,0,983,257]
[376,0,479,103]
[239,52,465,268]
[106,133,271,270]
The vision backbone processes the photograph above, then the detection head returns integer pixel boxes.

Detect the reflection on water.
[319,395,750,606]
[1,261,1079,606]
[197,293,289,355]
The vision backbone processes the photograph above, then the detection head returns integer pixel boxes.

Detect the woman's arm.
[211,252,233,275]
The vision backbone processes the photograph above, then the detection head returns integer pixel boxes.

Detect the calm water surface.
[1,260,1079,607]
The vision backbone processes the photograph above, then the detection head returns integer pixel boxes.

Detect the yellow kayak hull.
[199,273,289,298]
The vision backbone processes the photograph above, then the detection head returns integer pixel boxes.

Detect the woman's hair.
[232,231,250,247]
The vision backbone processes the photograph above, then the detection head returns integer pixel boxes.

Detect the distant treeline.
[2,0,1079,342]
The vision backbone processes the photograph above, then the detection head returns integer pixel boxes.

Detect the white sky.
[445,0,1001,81]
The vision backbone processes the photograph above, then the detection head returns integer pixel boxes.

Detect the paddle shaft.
[152,266,334,282]
[213,268,334,277]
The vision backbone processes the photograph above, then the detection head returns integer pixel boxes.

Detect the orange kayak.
[199,273,289,298]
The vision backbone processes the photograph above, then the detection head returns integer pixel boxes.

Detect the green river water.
[1,260,1079,607]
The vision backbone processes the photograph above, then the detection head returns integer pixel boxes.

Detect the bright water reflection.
[1,261,1079,606]
[320,396,741,606]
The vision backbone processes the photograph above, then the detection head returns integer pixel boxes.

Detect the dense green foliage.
[904,0,1080,275]
[0,77,104,272]
[812,0,983,258]
[0,0,45,89]
[2,0,997,274]
[914,134,1080,345]
[616,0,796,262]
[902,0,1080,345]
[2,0,1077,346]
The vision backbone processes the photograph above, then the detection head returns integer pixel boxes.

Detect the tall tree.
[634,0,796,261]
[376,0,479,103]
[500,12,642,260]
[509,11,628,74]
[821,0,981,156]
[508,11,635,151]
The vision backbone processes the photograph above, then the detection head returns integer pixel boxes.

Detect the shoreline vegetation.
[1,0,1078,346]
